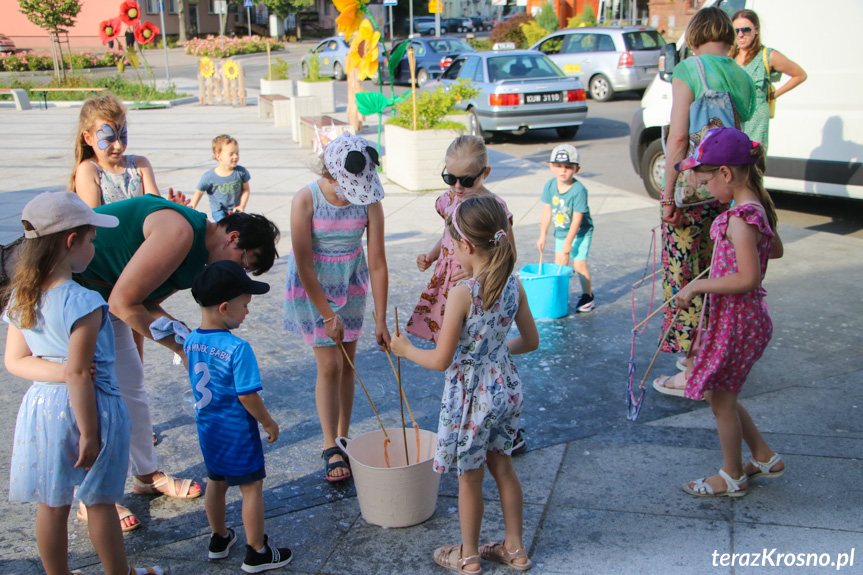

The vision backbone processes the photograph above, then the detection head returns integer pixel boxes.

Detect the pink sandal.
[479,541,532,571]
[433,544,482,574]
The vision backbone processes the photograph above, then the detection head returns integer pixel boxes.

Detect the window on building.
[146,0,178,14]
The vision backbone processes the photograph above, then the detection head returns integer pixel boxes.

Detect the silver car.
[531,26,663,101]
[430,48,588,140]
[301,37,350,81]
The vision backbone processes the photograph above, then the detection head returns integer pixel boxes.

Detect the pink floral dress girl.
[685,203,774,400]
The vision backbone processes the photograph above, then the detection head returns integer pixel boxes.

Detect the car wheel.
[640,138,665,200]
[333,62,345,81]
[372,69,383,86]
[556,126,578,139]
[589,74,614,102]
[301,63,308,79]
[469,108,491,143]
[416,68,430,86]
[440,27,448,34]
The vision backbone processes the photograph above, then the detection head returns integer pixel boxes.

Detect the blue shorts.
[207,466,266,487]
[555,229,593,261]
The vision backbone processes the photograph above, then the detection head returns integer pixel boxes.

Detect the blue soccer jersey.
[184,329,265,477]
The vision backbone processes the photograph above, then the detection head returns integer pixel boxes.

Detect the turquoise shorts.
[555,229,593,261]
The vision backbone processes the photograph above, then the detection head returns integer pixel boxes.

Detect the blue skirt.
[9,382,131,507]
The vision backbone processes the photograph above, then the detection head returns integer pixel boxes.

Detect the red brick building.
[647,0,699,40]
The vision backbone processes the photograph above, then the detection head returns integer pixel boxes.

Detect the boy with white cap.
[537,143,595,312]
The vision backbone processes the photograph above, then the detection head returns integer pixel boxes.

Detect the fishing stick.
[632,267,710,332]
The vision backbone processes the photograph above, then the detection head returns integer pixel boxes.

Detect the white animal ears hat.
[323,133,385,205]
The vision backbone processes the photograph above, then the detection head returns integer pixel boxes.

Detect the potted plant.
[260,57,294,97]
[297,53,335,113]
[384,80,478,191]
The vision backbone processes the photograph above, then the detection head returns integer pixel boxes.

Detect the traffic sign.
[384,0,397,5]
[491,0,506,5]
[244,0,253,7]
[428,0,442,13]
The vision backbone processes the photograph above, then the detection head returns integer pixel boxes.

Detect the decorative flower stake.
[119,0,141,26]
[199,57,215,78]
[99,18,122,45]
[223,60,240,80]
[346,19,380,81]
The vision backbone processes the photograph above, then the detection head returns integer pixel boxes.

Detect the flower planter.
[260,78,295,98]
[384,123,465,191]
[297,80,336,114]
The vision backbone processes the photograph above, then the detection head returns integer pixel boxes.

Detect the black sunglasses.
[441,167,486,188]
[734,27,753,34]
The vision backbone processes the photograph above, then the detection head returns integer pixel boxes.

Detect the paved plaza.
[1,89,862,574]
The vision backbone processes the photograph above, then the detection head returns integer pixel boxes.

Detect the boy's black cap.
[192,260,270,307]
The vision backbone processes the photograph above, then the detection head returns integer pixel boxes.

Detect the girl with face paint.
[70,94,163,209]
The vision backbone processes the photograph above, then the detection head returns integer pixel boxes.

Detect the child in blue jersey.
[190,135,251,221]
[185,261,292,573]
[537,144,596,312]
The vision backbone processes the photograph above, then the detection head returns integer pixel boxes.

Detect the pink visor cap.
[676,127,760,171]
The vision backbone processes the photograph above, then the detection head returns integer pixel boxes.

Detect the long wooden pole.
[408,46,417,131]
[395,308,409,467]
[633,267,710,332]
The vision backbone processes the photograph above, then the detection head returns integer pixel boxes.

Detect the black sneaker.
[208,528,236,559]
[512,428,528,456]
[576,293,595,313]
[242,534,293,573]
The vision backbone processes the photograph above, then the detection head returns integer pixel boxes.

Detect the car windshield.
[486,54,563,82]
[623,31,663,51]
[427,38,474,53]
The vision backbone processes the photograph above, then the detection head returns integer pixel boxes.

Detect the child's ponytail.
[746,144,779,232]
[447,196,514,310]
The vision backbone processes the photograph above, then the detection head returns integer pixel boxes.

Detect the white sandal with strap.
[683,469,748,498]
[747,453,785,479]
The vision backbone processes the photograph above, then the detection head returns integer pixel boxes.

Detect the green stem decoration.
[361,5,395,165]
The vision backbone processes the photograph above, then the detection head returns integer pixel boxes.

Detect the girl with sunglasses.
[731,9,807,152]
[406,135,516,344]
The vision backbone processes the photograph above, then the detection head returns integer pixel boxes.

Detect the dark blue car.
[374,36,476,86]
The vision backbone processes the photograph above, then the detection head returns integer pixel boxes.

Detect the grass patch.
[0,75,187,101]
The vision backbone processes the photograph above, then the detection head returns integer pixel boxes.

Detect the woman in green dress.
[732,9,807,150]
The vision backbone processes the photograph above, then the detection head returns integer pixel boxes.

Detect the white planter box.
[384,123,465,191]
[297,80,335,114]
[260,79,294,97]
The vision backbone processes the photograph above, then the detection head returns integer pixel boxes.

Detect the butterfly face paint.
[95,122,128,150]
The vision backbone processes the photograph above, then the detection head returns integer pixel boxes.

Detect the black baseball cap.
[192,260,270,307]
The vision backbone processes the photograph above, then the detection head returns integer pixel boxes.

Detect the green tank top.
[75,195,209,302]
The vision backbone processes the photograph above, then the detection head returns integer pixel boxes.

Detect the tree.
[260,0,314,39]
[535,1,559,33]
[177,0,187,42]
[18,0,82,80]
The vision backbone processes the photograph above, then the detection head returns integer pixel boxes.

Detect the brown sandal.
[77,502,141,533]
[133,473,201,499]
[479,541,532,571]
[433,544,482,574]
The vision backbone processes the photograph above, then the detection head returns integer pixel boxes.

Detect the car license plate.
[525,92,561,104]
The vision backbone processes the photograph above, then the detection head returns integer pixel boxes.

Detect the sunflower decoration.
[119,0,141,26]
[199,57,215,78]
[346,19,380,81]
[333,0,368,39]
[99,18,122,45]
[135,21,160,45]
[223,60,240,80]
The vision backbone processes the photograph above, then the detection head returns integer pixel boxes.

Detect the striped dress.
[284,180,370,346]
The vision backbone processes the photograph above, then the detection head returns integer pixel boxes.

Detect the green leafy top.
[389,79,479,130]
[18,0,82,32]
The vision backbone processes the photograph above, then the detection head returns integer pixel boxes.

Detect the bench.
[0,88,32,111]
[299,115,351,149]
[258,93,289,123]
[28,87,108,109]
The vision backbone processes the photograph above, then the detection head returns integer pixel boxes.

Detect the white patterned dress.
[435,275,523,476]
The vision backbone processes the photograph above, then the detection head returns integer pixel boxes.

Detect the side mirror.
[659,43,678,82]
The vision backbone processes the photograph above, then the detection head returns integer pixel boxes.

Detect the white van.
[629,0,863,200]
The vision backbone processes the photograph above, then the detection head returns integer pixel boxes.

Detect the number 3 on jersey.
[192,362,213,410]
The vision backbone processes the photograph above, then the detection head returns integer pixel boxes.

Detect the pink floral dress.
[685,203,775,400]
[405,190,512,342]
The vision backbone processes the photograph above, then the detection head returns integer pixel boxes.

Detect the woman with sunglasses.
[406,135,516,344]
[731,9,807,151]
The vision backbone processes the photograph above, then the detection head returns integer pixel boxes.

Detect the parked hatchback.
[376,36,475,86]
[531,26,663,101]
[301,37,350,80]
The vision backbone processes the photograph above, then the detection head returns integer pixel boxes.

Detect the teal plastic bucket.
[519,264,573,319]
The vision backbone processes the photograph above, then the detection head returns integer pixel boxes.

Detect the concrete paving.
[1,88,862,575]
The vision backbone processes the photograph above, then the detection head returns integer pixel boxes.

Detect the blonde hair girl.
[392,195,539,574]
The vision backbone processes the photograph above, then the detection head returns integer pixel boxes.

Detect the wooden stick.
[539,250,543,276]
[639,307,683,389]
[394,307,409,466]
[631,268,659,289]
[337,342,387,438]
[633,267,710,332]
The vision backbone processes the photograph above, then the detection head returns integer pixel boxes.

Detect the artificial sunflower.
[119,0,141,26]
[135,21,160,45]
[333,0,367,39]
[223,60,240,80]
[346,19,380,80]
[99,18,122,45]
[199,57,215,78]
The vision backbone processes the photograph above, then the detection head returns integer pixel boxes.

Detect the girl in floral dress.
[393,196,539,574]
[406,135,515,344]
[673,128,785,498]
[284,134,390,483]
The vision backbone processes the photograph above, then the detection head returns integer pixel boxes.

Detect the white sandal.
[683,469,748,498]
[747,453,785,479]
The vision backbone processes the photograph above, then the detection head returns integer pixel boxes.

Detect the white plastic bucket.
[336,428,441,528]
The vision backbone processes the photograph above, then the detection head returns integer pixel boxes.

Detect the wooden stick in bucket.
[539,249,543,276]
[394,308,410,467]
[337,341,391,468]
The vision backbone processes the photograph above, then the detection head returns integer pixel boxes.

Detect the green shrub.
[389,79,479,130]
[467,38,493,51]
[0,50,124,72]
[535,2,559,32]
[520,21,550,47]
[490,13,534,49]
[567,5,597,28]
[304,53,327,81]
[185,35,283,58]
[0,76,186,101]
[266,57,291,80]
